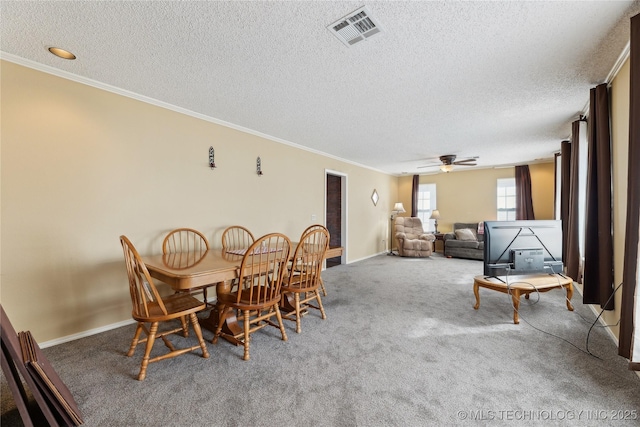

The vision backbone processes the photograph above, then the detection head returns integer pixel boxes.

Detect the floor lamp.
[388,202,406,255]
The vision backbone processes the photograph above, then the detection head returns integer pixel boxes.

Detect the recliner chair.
[394,217,435,257]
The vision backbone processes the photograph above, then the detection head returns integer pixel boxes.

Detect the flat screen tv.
[483,220,563,277]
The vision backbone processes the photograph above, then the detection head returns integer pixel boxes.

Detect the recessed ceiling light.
[48,47,76,60]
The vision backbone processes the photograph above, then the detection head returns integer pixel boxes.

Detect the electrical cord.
[543,266,620,327]
[504,266,600,359]
[585,282,623,357]
[550,269,623,357]
[505,265,541,305]
[541,266,618,328]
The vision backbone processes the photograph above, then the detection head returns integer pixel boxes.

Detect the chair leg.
[127,322,144,357]
[243,310,250,361]
[274,305,288,342]
[319,277,327,296]
[189,312,210,358]
[179,316,189,337]
[158,331,177,352]
[315,290,327,320]
[294,293,302,334]
[174,291,189,337]
[137,322,158,381]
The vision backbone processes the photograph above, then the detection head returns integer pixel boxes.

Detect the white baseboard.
[39,296,219,348]
[348,251,385,264]
[40,318,137,349]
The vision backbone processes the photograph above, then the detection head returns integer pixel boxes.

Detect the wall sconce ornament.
[371,189,379,206]
[256,157,263,176]
[209,146,216,169]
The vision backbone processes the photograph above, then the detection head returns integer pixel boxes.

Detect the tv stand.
[473,274,573,324]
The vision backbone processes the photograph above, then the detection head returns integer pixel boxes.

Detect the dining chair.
[221,226,256,319]
[163,227,209,254]
[301,224,330,296]
[120,235,210,380]
[221,225,255,252]
[163,228,211,335]
[213,233,291,361]
[281,227,329,333]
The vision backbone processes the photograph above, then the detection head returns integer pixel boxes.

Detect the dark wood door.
[326,174,342,267]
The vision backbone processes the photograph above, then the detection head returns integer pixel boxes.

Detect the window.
[576,122,588,259]
[417,183,437,230]
[497,178,516,221]
[554,152,561,220]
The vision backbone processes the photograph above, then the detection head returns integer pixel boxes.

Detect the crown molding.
[0,51,393,177]
[605,40,631,85]
[580,41,631,116]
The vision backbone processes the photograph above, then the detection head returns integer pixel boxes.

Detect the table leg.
[511,289,521,324]
[199,281,243,345]
[473,282,480,310]
[281,292,296,312]
[565,282,574,311]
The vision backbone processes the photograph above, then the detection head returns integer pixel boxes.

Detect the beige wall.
[397,162,555,233]
[0,61,397,342]
[608,57,631,338]
[529,162,556,220]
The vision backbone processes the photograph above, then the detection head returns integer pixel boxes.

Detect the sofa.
[394,217,435,257]
[443,222,484,260]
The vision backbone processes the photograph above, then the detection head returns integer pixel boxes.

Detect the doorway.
[325,170,346,267]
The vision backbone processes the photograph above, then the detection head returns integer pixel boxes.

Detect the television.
[483,220,563,277]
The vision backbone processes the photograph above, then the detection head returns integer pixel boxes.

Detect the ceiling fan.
[417,154,479,172]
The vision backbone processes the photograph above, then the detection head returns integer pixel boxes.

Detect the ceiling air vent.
[327,6,383,47]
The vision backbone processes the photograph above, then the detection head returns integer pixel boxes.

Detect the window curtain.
[582,83,614,309]
[515,165,535,220]
[619,13,640,370]
[560,141,571,263]
[411,174,419,217]
[565,122,582,282]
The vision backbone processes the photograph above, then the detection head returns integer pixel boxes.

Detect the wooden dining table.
[141,245,343,344]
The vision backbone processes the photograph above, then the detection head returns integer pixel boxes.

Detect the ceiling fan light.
[440,164,453,173]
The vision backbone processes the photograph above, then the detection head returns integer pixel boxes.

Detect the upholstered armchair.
[394,217,435,257]
[443,222,484,260]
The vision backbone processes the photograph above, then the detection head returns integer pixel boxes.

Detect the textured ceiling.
[2,1,639,175]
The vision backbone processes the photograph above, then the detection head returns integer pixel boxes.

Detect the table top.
[142,245,344,291]
[142,249,243,290]
[474,274,572,291]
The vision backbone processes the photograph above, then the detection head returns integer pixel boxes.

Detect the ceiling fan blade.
[453,156,479,165]
[415,156,442,162]
[417,155,479,169]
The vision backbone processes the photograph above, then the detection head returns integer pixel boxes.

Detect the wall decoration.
[371,189,379,206]
[209,146,216,169]
[256,157,263,176]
